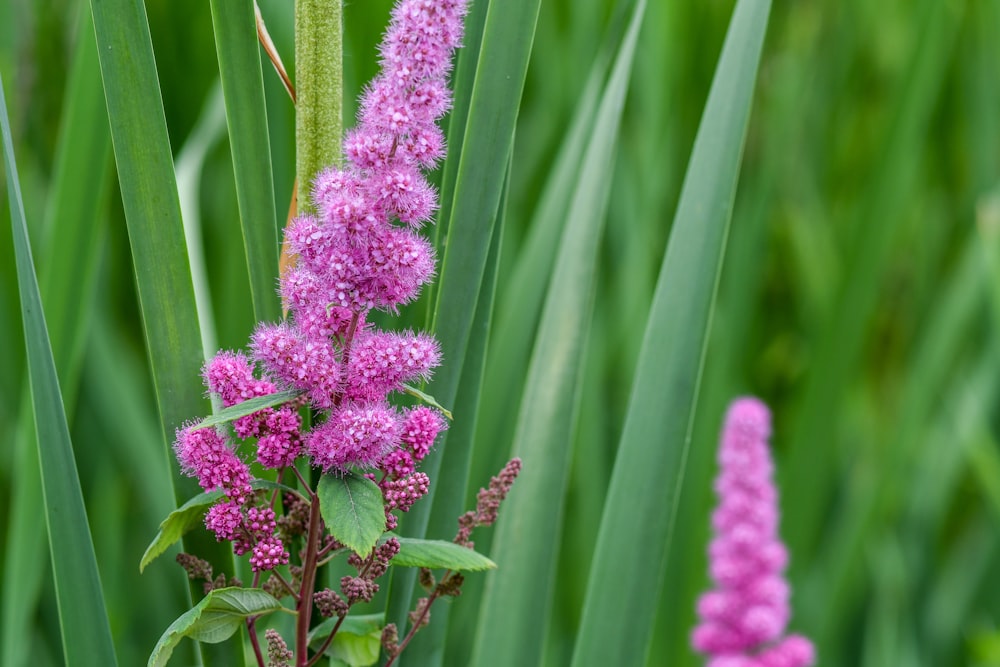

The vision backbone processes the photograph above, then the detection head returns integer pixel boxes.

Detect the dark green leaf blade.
[1,72,119,667]
[318,473,385,555]
[570,0,772,664]
[469,2,645,664]
[209,0,280,323]
[88,3,241,659]
[148,588,283,667]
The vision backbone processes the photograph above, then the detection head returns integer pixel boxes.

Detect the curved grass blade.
[386,0,545,635]
[570,0,772,664]
[1,9,110,664]
[210,0,280,323]
[2,71,118,667]
[400,171,506,666]
[88,0,242,661]
[468,3,645,664]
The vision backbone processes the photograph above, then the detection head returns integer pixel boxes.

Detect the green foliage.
[388,538,496,571]
[309,613,384,666]
[192,390,301,430]
[1,68,118,667]
[148,588,283,667]
[319,473,386,556]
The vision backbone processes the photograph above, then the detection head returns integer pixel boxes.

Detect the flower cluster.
[171,0,466,572]
[692,398,815,667]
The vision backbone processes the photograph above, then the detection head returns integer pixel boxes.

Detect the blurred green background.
[2,0,999,665]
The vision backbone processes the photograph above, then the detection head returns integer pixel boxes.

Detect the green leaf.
[469,2,645,665]
[148,588,283,667]
[570,0,772,664]
[192,390,301,430]
[389,538,496,571]
[309,614,384,667]
[140,490,225,573]
[400,384,453,420]
[1,72,119,666]
[140,480,299,572]
[1,9,111,666]
[318,473,385,556]
[209,0,280,323]
[87,1,241,647]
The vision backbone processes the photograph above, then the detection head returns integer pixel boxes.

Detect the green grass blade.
[469,3,644,664]
[400,159,507,666]
[386,0,544,634]
[1,9,111,664]
[471,47,607,495]
[570,0,771,664]
[88,0,242,661]
[209,0,279,323]
[2,70,118,667]
[1,5,107,655]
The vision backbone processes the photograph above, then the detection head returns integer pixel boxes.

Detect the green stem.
[295,0,343,212]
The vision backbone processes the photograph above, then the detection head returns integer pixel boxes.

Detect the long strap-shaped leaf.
[1,72,119,667]
[88,0,241,662]
[469,3,646,665]
[1,9,111,665]
[209,0,280,323]
[387,0,544,634]
[570,1,771,664]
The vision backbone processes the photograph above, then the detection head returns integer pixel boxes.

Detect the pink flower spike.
[692,397,814,666]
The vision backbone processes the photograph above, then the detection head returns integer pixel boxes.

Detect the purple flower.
[173,425,252,504]
[692,398,814,667]
[305,402,403,471]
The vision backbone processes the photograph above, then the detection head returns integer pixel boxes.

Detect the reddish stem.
[295,492,323,666]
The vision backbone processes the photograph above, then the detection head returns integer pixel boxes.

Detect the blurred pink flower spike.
[692,397,816,667]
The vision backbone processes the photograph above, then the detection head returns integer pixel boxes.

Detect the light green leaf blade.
[192,389,301,430]
[1,71,119,667]
[148,588,283,667]
[209,0,280,323]
[469,3,645,665]
[390,538,496,571]
[318,472,386,556]
[570,0,772,664]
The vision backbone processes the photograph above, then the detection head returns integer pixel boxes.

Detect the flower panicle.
[692,398,815,667]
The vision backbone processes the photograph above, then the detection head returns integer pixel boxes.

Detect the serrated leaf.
[318,473,385,556]
[140,480,298,572]
[308,613,384,667]
[147,588,283,667]
[391,538,496,572]
[192,390,301,431]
